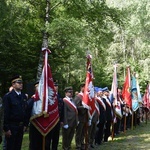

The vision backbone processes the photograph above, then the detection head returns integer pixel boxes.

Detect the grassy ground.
[0,121,150,150]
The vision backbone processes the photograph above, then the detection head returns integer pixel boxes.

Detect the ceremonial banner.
[110,64,118,105]
[143,83,150,111]
[136,78,143,104]
[83,54,95,119]
[122,67,132,108]
[110,64,122,119]
[30,49,59,136]
[131,76,139,112]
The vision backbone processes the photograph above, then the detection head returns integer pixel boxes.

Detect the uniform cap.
[64,87,73,92]
[53,79,59,86]
[94,87,99,93]
[34,81,39,87]
[97,88,103,92]
[102,87,109,92]
[54,82,58,86]
[80,83,85,88]
[11,75,22,83]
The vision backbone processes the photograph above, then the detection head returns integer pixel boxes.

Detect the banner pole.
[146,111,147,124]
[111,107,115,141]
[111,121,114,141]
[85,112,89,150]
[135,111,137,128]
[131,110,134,130]
[124,105,127,133]
[42,136,45,150]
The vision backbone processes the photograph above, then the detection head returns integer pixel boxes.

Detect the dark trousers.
[121,115,125,132]
[75,122,86,149]
[95,122,105,144]
[114,117,121,134]
[104,121,111,142]
[46,122,61,150]
[3,136,7,150]
[88,122,97,145]
[29,123,43,150]
[62,126,76,150]
[6,125,24,150]
[126,115,131,129]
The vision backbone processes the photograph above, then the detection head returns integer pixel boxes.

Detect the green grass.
[0,121,150,150]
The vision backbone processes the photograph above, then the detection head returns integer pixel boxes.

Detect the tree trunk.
[36,0,50,81]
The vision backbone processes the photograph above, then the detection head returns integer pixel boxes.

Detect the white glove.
[96,120,99,125]
[88,120,91,126]
[63,124,69,129]
[82,102,90,110]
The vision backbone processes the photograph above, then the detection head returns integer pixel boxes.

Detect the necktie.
[18,94,22,98]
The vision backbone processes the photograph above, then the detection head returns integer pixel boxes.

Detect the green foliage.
[0,0,149,95]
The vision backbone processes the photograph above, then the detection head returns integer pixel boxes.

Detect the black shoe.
[90,145,95,148]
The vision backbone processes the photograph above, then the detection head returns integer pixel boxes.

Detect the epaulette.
[5,91,12,96]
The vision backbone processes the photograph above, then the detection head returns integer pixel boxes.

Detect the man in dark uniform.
[73,83,89,150]
[46,81,64,150]
[102,87,113,142]
[28,81,44,150]
[3,75,28,150]
[62,87,78,150]
[88,92,99,148]
[95,88,106,145]
[0,96,3,144]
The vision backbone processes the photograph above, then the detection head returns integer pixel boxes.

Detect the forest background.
[0,0,149,97]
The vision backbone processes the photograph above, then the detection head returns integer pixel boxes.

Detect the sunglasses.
[16,81,23,84]
[67,90,73,93]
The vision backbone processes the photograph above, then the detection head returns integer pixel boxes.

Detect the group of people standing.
[0,75,144,150]
[60,84,143,150]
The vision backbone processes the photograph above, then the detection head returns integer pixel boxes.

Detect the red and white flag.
[31,49,59,136]
[143,83,150,111]
[82,54,95,119]
[122,67,132,108]
[110,64,118,105]
[110,64,122,119]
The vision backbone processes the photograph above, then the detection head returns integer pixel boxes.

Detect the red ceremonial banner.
[143,83,150,111]
[31,49,59,136]
[122,67,132,108]
[82,54,95,118]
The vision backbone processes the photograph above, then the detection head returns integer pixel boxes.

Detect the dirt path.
[95,121,150,150]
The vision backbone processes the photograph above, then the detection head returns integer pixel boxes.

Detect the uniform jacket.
[91,100,99,123]
[63,96,78,127]
[3,89,28,132]
[57,93,64,122]
[96,96,106,124]
[0,97,3,136]
[73,92,88,122]
[103,96,113,122]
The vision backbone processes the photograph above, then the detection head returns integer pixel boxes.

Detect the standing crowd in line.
[0,75,147,150]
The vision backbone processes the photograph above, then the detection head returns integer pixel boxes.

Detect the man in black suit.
[3,75,28,150]
[95,88,106,145]
[102,87,113,142]
[46,82,64,150]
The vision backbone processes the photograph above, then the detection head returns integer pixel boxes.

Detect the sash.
[96,97,106,110]
[63,97,78,114]
[78,92,83,100]
[95,102,100,115]
[103,96,111,107]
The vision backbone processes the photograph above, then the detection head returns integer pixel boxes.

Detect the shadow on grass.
[0,122,148,150]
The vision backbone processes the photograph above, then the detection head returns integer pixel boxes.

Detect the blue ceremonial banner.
[136,78,143,104]
[131,76,139,111]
